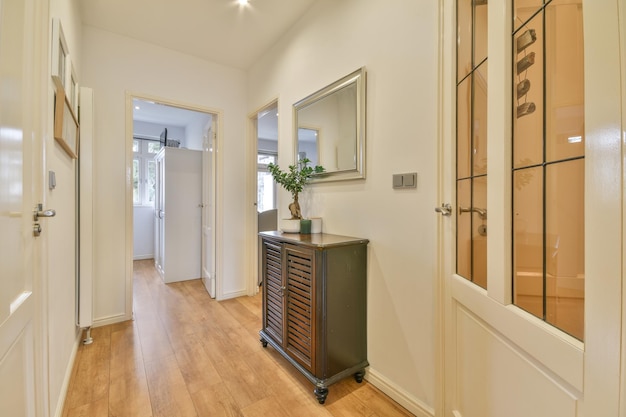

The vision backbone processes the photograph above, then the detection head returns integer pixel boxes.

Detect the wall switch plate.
[392,174,404,188]
[49,171,56,190]
[393,172,417,189]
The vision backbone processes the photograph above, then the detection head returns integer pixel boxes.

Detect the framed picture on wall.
[51,18,69,88]
[54,86,79,159]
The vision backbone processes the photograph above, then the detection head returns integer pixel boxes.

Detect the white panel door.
[202,119,216,298]
[439,1,622,416]
[0,0,44,415]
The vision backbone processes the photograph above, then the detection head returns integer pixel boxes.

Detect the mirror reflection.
[294,67,365,182]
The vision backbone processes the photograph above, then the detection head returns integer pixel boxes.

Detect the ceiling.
[132,98,211,127]
[79,0,318,70]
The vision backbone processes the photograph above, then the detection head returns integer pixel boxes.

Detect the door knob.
[435,203,452,216]
[33,204,56,221]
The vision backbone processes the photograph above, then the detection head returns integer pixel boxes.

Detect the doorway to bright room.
[131,97,218,298]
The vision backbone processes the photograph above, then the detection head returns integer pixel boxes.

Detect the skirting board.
[92,312,131,328]
[53,330,82,417]
[366,368,434,417]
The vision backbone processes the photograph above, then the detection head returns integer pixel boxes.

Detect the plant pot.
[300,219,312,234]
[280,219,300,233]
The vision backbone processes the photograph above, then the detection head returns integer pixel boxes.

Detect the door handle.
[435,203,452,216]
[459,206,487,220]
[33,204,56,221]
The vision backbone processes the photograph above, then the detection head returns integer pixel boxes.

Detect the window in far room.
[133,138,161,206]
[257,152,277,213]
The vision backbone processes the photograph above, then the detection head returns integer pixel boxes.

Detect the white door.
[201,119,216,297]
[154,151,165,277]
[439,1,622,416]
[0,0,45,415]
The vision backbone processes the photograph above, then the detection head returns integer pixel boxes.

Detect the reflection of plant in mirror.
[268,158,325,219]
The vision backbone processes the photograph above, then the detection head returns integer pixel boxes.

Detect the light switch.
[49,171,56,190]
[393,172,417,189]
[392,174,403,188]
[403,173,416,187]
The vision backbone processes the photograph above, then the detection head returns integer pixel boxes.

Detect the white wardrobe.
[154,147,202,283]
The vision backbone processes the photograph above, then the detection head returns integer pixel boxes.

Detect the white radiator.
[78,87,94,343]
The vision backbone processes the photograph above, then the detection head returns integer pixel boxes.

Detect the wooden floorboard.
[62,259,415,417]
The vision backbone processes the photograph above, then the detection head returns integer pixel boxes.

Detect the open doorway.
[131,96,218,298]
[252,101,279,285]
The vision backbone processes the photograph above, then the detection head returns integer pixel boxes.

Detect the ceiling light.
[135,106,140,110]
[238,0,248,5]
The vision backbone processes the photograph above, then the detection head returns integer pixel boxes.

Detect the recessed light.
[238,0,248,5]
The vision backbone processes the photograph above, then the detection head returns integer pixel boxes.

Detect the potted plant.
[268,157,324,232]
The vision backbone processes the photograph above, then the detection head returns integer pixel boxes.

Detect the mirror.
[294,67,366,182]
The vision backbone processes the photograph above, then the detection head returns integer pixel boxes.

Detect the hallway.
[62,260,414,416]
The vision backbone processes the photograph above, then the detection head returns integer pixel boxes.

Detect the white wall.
[81,26,248,324]
[47,0,83,415]
[248,0,438,413]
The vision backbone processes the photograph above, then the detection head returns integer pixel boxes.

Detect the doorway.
[251,100,278,286]
[130,96,218,298]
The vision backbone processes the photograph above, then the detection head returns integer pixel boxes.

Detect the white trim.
[124,91,223,306]
[52,332,81,417]
[92,313,129,328]
[132,254,153,261]
[366,368,435,417]
[247,98,279,298]
[218,289,249,301]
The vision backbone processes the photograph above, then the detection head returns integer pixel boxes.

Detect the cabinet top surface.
[259,231,369,248]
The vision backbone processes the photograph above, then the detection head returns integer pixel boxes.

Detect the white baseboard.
[365,368,435,417]
[53,330,82,417]
[92,312,130,327]
[217,289,248,301]
[132,254,153,261]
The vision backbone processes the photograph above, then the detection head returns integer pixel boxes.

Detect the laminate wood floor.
[62,259,414,417]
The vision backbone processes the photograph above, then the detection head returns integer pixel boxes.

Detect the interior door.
[439,1,622,416]
[154,151,165,277]
[201,118,216,298]
[0,0,44,415]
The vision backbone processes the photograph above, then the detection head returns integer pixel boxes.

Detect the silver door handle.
[435,203,452,216]
[33,204,56,220]
[459,206,487,220]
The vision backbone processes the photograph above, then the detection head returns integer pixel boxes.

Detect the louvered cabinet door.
[262,239,285,345]
[284,244,316,373]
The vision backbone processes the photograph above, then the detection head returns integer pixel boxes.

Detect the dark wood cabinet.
[259,231,369,404]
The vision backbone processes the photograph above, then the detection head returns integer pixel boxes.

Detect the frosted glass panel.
[513,166,543,319]
[514,0,543,31]
[457,0,472,82]
[472,176,487,289]
[513,12,544,168]
[457,179,471,280]
[474,2,488,65]
[545,2,584,162]
[457,76,471,179]
[545,159,584,340]
[473,63,488,176]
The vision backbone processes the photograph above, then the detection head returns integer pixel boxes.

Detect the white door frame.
[247,99,279,296]
[125,93,223,308]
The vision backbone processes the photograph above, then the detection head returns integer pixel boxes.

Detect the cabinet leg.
[354,370,364,383]
[314,387,329,404]
[260,337,268,348]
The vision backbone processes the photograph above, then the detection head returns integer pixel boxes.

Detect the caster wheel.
[314,387,328,404]
[354,371,364,383]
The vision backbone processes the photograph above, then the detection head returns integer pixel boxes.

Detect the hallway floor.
[62,259,414,417]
